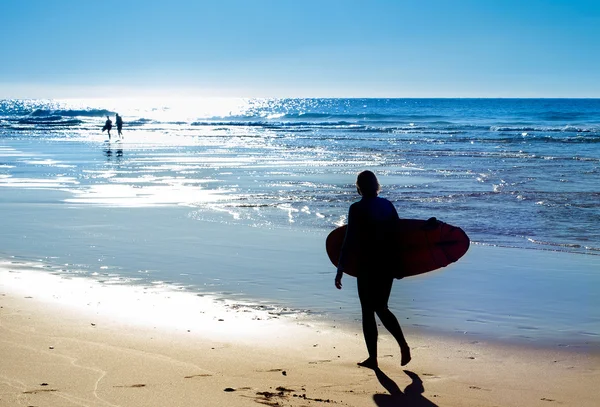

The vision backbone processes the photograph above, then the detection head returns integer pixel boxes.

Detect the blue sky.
[1,0,599,98]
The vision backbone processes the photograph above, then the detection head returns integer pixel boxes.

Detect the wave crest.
[30,108,113,118]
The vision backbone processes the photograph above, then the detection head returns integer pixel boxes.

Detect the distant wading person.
[102,115,113,139]
[335,170,411,369]
[115,113,123,138]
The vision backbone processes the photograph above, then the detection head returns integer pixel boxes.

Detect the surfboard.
[326,217,470,278]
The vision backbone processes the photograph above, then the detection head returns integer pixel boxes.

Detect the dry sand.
[1,266,599,407]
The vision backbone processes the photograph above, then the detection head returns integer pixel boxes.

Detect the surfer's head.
[356,170,380,197]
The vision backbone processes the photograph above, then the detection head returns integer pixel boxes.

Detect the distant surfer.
[102,115,113,139]
[115,113,123,138]
[335,170,411,369]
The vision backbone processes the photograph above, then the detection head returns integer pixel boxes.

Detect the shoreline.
[2,263,600,407]
[2,229,600,354]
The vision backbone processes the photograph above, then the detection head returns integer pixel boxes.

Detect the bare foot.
[401,346,412,366]
[357,358,378,369]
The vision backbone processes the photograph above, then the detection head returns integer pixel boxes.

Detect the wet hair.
[356,170,380,197]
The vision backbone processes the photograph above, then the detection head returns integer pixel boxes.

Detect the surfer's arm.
[337,204,358,272]
[335,269,343,289]
[335,223,347,288]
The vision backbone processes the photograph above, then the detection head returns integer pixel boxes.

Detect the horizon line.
[2,96,600,100]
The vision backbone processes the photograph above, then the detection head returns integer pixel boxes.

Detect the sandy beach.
[1,97,599,406]
[2,265,599,407]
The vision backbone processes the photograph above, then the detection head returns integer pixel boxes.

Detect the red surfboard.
[326,218,470,278]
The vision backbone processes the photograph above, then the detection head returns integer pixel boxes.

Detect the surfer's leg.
[360,309,378,364]
[357,277,378,367]
[378,310,411,366]
[373,278,411,366]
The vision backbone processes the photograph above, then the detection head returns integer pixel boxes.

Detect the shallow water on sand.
[1,192,598,350]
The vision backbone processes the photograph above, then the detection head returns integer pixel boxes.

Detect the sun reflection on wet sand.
[0,260,314,343]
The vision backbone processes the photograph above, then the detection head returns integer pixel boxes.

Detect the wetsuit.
[116,115,123,136]
[339,196,407,360]
[103,119,113,138]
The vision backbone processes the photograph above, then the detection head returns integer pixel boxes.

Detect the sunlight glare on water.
[1,97,599,253]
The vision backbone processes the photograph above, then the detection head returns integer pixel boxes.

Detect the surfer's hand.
[335,270,343,289]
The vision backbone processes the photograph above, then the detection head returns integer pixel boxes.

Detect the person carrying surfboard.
[102,115,113,140]
[335,170,411,369]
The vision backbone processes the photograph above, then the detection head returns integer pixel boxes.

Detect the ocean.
[1,98,599,348]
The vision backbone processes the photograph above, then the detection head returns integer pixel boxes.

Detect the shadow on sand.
[372,369,438,407]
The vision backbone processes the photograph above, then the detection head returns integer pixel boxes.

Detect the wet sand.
[1,265,599,407]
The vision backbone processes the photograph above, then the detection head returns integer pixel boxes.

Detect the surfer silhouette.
[335,170,411,369]
[115,113,123,138]
[102,115,113,139]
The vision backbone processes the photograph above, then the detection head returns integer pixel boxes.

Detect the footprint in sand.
[23,389,58,394]
[257,368,287,375]
[469,385,491,391]
[253,387,297,406]
[308,360,332,364]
